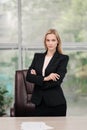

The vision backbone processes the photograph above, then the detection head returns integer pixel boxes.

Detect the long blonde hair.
[44,29,63,54]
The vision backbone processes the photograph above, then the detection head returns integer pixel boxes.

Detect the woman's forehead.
[46,33,56,39]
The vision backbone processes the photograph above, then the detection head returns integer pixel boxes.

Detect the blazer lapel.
[45,51,60,71]
[39,51,60,76]
[38,52,46,75]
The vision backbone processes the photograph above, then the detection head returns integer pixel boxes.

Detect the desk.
[0,117,87,130]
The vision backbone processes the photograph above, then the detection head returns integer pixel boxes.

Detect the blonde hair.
[44,29,63,54]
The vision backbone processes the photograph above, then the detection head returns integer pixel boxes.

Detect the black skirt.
[34,98,67,116]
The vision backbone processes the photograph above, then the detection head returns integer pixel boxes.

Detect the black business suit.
[26,50,69,116]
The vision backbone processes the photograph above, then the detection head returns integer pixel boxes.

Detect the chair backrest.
[15,69,35,116]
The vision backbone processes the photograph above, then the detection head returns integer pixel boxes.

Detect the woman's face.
[45,34,58,51]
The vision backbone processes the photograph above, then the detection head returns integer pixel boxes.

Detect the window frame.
[0,0,87,69]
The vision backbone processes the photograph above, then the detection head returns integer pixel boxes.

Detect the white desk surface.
[0,117,87,130]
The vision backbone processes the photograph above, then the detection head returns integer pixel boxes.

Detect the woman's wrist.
[44,76,48,81]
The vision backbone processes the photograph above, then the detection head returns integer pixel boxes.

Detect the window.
[0,0,18,43]
[22,0,87,47]
[0,0,87,116]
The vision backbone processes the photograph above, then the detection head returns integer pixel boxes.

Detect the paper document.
[21,121,53,130]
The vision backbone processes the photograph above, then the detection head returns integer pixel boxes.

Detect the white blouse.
[42,55,52,76]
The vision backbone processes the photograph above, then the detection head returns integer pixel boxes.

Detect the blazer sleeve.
[41,55,69,90]
[26,53,44,86]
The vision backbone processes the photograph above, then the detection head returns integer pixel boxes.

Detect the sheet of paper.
[21,121,53,130]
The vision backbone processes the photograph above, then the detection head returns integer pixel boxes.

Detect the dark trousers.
[35,99,67,116]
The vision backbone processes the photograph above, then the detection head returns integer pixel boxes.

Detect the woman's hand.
[44,73,60,81]
[30,69,37,75]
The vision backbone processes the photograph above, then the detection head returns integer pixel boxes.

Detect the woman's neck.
[46,49,56,57]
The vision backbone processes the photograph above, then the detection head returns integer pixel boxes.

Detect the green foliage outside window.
[64,51,87,103]
[0,85,13,116]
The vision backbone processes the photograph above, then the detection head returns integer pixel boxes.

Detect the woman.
[26,29,69,116]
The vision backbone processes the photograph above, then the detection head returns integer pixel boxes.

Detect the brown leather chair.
[10,70,36,117]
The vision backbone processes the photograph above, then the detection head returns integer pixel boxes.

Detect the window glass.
[0,0,18,43]
[22,0,87,47]
[0,50,18,115]
[63,51,87,116]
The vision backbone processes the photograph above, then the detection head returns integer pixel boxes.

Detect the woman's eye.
[46,39,50,42]
[52,39,56,41]
[46,39,56,42]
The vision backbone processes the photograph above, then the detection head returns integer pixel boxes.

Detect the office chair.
[10,70,36,117]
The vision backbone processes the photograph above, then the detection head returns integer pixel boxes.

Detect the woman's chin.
[48,48,55,51]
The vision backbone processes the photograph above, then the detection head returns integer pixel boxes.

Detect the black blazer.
[26,51,69,106]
